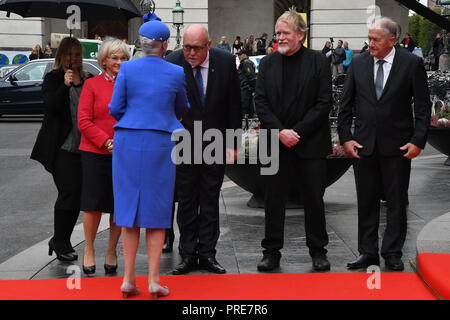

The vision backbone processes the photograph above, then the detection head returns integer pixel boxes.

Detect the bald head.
[183,25,210,45]
[183,24,212,67]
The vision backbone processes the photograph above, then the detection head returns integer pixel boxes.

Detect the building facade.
[1,0,408,52]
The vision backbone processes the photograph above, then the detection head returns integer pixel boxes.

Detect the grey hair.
[370,17,398,38]
[97,38,130,70]
[140,35,164,56]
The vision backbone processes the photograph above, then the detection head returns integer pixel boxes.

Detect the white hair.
[140,35,165,56]
[97,38,130,70]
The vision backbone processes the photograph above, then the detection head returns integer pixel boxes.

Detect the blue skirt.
[112,128,175,228]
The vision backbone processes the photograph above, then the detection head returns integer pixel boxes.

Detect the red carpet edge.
[0,272,437,300]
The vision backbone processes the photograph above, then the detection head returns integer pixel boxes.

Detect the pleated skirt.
[112,128,175,228]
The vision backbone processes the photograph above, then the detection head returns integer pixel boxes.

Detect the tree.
[408,8,442,55]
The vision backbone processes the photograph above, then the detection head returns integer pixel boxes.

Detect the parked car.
[0,65,19,78]
[0,58,102,116]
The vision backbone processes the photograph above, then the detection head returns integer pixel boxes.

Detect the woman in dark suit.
[77,38,130,275]
[31,37,91,261]
[109,20,189,299]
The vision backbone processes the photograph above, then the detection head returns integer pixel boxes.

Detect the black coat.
[337,49,431,156]
[165,48,242,137]
[30,70,91,173]
[254,47,333,159]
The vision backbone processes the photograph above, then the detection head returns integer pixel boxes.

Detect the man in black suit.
[255,8,332,272]
[165,25,241,275]
[338,17,431,271]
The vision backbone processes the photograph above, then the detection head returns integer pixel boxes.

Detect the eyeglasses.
[108,56,129,62]
[183,44,208,53]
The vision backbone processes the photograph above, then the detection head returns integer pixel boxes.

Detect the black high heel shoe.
[104,254,118,274]
[104,263,118,274]
[48,239,77,262]
[83,264,96,275]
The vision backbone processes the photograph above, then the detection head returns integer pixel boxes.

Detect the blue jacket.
[343,48,353,67]
[109,56,189,132]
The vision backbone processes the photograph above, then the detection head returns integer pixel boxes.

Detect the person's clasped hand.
[104,138,113,153]
[278,129,300,148]
[343,140,363,159]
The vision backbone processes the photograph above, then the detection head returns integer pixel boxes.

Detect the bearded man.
[255,8,333,272]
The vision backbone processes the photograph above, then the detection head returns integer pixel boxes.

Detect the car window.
[83,62,102,76]
[13,62,49,81]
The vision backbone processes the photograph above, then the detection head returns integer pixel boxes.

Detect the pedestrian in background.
[29,44,44,60]
[43,45,53,58]
[232,37,243,55]
[237,49,257,117]
[109,20,189,299]
[217,36,231,52]
[31,37,92,262]
[331,40,346,76]
[77,38,130,275]
[343,41,353,74]
[432,33,443,71]
[401,32,416,53]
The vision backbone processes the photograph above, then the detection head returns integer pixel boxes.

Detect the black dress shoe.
[48,239,77,262]
[162,231,174,253]
[172,257,198,275]
[347,254,380,269]
[312,256,331,271]
[257,254,280,271]
[385,256,404,271]
[198,257,226,274]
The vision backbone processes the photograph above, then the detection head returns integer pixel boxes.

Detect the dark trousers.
[51,149,82,253]
[241,87,254,117]
[353,148,411,259]
[262,148,329,258]
[176,162,225,258]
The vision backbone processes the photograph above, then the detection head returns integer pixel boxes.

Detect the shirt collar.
[103,71,116,83]
[374,46,395,65]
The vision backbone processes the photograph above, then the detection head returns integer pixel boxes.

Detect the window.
[13,62,49,81]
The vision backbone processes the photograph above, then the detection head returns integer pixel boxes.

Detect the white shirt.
[192,52,209,96]
[373,47,395,89]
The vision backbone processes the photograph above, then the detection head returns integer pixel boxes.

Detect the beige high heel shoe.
[149,283,169,299]
[121,282,139,299]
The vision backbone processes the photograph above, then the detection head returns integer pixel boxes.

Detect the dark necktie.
[375,59,385,100]
[195,66,205,105]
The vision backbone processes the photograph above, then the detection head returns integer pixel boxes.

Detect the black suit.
[255,47,332,258]
[337,49,431,259]
[165,48,241,259]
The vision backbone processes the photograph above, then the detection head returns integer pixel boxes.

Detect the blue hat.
[139,20,170,41]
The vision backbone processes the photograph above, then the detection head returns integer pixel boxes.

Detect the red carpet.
[417,253,450,300]
[0,273,437,300]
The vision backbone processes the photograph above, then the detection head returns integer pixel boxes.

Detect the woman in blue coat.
[109,20,189,299]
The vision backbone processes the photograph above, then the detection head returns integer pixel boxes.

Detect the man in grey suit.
[338,17,431,271]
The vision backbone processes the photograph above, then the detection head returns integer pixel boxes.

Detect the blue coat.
[109,55,189,132]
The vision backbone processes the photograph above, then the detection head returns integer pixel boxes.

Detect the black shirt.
[281,46,305,128]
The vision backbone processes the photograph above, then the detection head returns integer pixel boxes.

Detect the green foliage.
[408,8,443,55]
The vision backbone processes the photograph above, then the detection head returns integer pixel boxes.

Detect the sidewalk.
[0,154,449,281]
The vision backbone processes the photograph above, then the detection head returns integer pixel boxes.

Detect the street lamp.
[172,0,184,49]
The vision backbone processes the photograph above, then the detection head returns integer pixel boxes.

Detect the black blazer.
[254,47,333,159]
[165,48,241,137]
[30,70,90,173]
[337,49,431,157]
